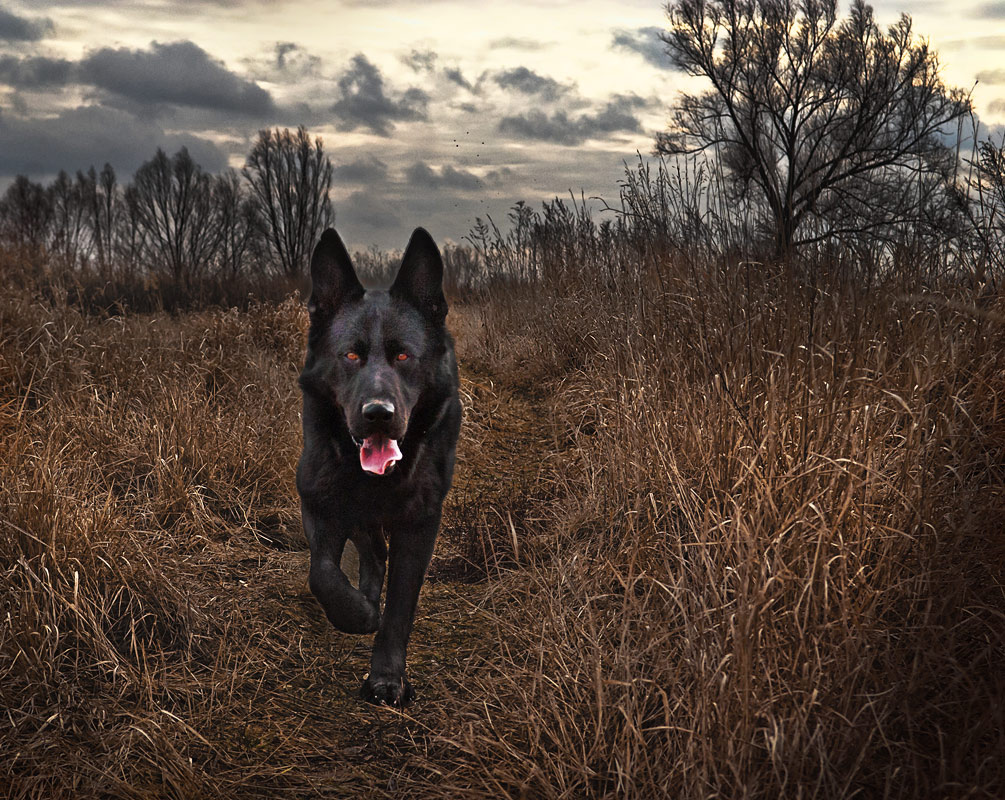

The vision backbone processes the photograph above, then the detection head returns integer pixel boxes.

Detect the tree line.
[3,1,1004,301]
[0,127,333,293]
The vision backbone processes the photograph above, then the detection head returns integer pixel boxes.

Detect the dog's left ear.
[391,227,447,322]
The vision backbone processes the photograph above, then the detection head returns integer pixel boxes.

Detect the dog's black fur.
[296,227,461,707]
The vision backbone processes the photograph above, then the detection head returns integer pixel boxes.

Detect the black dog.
[297,227,462,707]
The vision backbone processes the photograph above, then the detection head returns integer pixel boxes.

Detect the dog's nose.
[362,400,395,422]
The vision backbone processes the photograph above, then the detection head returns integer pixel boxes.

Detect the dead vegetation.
[1,228,1003,799]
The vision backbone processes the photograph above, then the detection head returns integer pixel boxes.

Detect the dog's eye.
[346,352,360,362]
[396,352,409,362]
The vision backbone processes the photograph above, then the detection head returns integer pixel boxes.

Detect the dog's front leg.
[361,514,438,706]
[302,502,381,635]
[353,527,387,612]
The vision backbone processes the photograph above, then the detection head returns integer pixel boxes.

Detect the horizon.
[1,0,1004,250]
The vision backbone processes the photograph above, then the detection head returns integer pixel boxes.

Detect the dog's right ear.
[308,228,363,313]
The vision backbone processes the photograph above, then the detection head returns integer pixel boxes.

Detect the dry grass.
[1,241,1003,798]
[408,255,1005,798]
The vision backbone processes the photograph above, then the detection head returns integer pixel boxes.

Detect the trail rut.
[189,308,550,797]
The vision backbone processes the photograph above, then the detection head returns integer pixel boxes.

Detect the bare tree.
[126,147,222,286]
[214,169,259,281]
[48,170,90,270]
[960,138,1005,283]
[243,126,333,278]
[0,176,52,253]
[657,0,970,255]
[78,164,122,279]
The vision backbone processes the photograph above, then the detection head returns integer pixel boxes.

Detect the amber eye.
[396,352,409,362]
[346,352,360,362]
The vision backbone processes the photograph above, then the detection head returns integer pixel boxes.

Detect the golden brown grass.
[413,258,1005,799]
[1,247,1003,798]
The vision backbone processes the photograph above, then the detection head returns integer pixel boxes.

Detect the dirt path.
[185,308,549,797]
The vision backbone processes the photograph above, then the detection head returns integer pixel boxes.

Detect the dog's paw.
[361,673,415,707]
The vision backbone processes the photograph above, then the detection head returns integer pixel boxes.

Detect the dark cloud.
[0,104,227,178]
[0,9,54,41]
[331,54,429,136]
[401,48,436,72]
[591,93,652,128]
[336,188,403,238]
[493,66,568,101]
[499,110,580,145]
[989,99,1005,115]
[978,69,1005,85]
[499,94,648,146]
[976,2,1005,17]
[79,41,275,115]
[0,55,74,89]
[444,67,472,91]
[484,166,516,187]
[330,142,641,250]
[611,26,670,69]
[333,155,388,183]
[405,162,482,191]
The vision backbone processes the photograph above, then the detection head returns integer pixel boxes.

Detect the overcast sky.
[1,0,1003,250]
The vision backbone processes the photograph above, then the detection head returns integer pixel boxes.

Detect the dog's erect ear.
[308,228,363,313]
[391,227,446,322]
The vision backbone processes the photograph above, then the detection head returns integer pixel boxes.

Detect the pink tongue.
[359,436,402,475]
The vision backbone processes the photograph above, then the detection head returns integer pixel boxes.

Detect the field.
[1,241,1003,798]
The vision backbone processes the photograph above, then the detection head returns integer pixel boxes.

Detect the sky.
[1,0,1003,250]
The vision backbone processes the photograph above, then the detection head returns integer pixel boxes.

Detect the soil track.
[177,306,549,797]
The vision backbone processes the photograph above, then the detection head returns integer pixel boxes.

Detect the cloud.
[241,42,321,84]
[611,26,670,69]
[331,54,429,136]
[405,161,482,191]
[498,94,648,145]
[590,93,652,127]
[27,0,277,6]
[333,155,388,183]
[444,67,473,91]
[484,166,516,187]
[401,48,436,72]
[79,41,275,115]
[337,188,403,236]
[989,99,1005,115]
[488,37,549,51]
[0,9,54,41]
[0,55,74,89]
[0,104,227,178]
[978,69,1005,85]
[942,34,1005,52]
[274,42,320,78]
[493,66,569,101]
[499,110,580,145]
[975,2,1005,17]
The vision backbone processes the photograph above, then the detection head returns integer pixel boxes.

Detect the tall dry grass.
[1,182,1003,798]
[0,274,311,797]
[0,253,541,798]
[401,205,1005,797]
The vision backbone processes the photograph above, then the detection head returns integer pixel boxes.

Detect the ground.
[162,307,549,797]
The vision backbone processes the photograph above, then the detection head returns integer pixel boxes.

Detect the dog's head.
[300,227,448,476]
